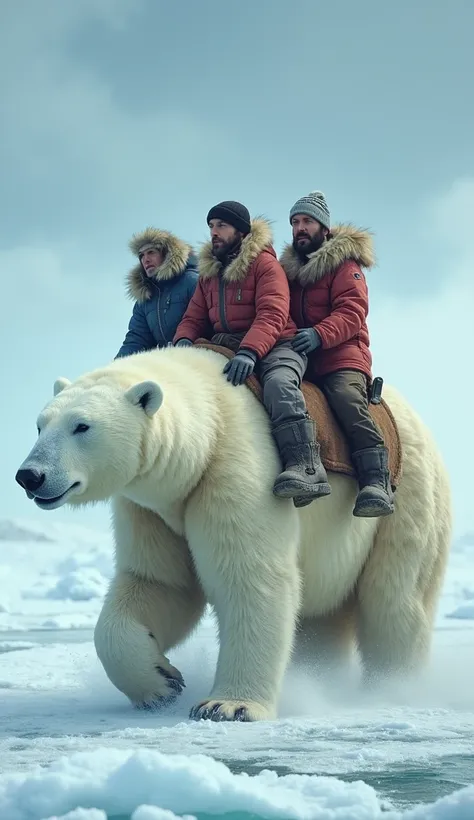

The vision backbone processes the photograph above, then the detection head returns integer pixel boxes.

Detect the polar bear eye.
[73,423,90,435]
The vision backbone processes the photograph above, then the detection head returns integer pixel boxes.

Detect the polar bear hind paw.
[189,699,274,722]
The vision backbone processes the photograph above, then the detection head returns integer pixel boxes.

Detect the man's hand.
[291,327,322,354]
[174,339,193,347]
[223,350,257,386]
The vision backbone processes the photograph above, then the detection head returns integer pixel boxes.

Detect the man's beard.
[212,234,242,263]
[292,231,326,260]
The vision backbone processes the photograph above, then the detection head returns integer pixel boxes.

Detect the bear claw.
[156,665,185,694]
[132,664,185,711]
[189,700,251,722]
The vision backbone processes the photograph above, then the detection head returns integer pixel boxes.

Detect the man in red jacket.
[279,191,394,518]
[173,200,331,506]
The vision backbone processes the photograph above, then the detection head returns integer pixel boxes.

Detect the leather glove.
[223,349,257,386]
[174,339,193,347]
[291,327,322,354]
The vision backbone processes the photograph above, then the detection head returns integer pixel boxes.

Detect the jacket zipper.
[156,287,166,343]
[300,287,307,326]
[219,275,231,332]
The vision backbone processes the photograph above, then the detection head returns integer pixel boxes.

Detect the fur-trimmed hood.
[198,217,274,283]
[126,227,195,302]
[279,223,375,287]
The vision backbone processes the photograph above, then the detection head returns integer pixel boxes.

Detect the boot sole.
[273,480,332,501]
[353,499,394,517]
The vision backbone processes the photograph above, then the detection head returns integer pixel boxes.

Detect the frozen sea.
[0,517,473,820]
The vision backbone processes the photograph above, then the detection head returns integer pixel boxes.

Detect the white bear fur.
[18,346,452,722]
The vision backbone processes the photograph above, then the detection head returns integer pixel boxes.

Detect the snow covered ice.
[1,518,473,819]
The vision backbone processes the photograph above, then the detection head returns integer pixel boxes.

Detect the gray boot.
[272,417,331,507]
[352,446,395,518]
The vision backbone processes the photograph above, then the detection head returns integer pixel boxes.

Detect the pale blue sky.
[2,0,473,536]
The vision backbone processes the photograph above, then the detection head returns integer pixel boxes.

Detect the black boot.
[352,446,395,517]
[272,417,331,507]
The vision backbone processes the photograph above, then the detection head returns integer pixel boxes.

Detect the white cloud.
[0,240,129,366]
[369,177,474,534]
[1,1,235,211]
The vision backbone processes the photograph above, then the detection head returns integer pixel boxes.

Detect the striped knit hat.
[289,190,331,231]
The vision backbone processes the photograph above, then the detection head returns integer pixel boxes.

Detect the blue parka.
[116,228,199,358]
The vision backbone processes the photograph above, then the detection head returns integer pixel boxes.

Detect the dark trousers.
[316,369,384,452]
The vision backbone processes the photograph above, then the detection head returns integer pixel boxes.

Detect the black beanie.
[206,200,251,235]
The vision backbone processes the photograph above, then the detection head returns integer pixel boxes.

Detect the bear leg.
[94,498,206,708]
[356,592,432,688]
[356,507,451,687]
[94,570,205,709]
[186,498,301,722]
[189,570,300,722]
[292,603,357,686]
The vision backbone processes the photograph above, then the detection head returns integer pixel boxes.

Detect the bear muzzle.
[15,466,82,509]
[15,466,44,498]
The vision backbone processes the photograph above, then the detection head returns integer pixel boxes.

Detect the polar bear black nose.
[15,467,46,493]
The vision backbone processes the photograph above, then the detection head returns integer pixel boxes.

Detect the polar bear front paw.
[189,698,274,722]
[94,615,185,711]
[134,648,185,710]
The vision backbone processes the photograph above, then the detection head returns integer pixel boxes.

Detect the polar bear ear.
[54,377,72,396]
[125,380,164,417]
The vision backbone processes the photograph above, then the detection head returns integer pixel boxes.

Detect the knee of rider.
[326,373,361,403]
[262,366,292,396]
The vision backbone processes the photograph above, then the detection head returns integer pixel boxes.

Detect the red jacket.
[279,225,374,379]
[174,218,297,359]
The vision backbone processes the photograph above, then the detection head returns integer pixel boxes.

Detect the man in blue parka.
[116,227,199,358]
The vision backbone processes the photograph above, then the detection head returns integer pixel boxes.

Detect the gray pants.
[211,334,308,429]
[257,342,308,429]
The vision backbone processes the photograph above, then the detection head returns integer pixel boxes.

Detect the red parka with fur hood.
[279,225,375,379]
[174,218,297,359]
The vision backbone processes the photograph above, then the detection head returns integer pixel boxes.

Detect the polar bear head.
[15,375,164,510]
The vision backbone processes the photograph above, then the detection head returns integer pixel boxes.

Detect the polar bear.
[15,345,452,722]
